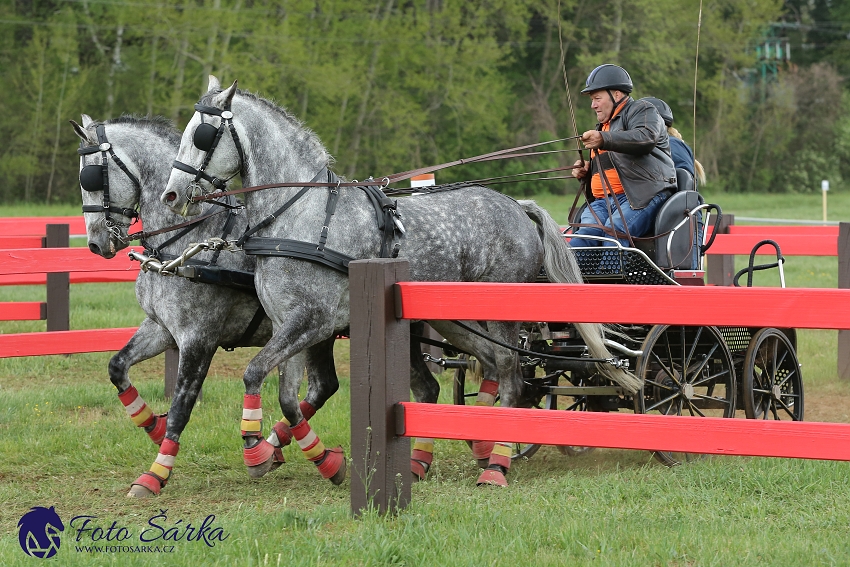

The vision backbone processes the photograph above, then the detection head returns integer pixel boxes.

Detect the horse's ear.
[212,80,238,109]
[81,114,94,128]
[207,75,221,93]
[69,119,95,143]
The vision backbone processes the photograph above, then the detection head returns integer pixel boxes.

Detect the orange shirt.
[590,102,626,199]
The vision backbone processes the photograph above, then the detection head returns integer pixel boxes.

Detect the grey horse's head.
[161,75,242,217]
[71,115,142,258]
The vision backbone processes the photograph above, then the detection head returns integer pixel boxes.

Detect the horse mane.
[200,88,334,166]
[99,114,182,145]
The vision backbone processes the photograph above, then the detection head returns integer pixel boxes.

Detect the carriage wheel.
[452,355,542,461]
[634,325,736,467]
[742,328,803,421]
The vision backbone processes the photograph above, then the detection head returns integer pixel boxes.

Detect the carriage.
[445,177,804,467]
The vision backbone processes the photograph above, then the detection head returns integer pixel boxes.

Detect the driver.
[568,64,677,247]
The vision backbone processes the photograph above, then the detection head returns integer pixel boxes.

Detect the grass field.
[1,194,850,566]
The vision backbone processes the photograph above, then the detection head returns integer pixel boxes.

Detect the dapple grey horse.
[160,77,640,487]
[72,115,341,497]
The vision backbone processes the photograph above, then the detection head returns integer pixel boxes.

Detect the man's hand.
[572,159,590,180]
[581,130,603,150]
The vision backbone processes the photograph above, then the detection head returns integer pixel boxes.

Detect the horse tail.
[517,200,643,394]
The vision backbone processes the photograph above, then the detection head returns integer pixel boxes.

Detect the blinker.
[79,165,103,192]
[193,123,219,152]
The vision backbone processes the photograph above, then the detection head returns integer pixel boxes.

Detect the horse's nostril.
[89,242,102,256]
[165,192,177,202]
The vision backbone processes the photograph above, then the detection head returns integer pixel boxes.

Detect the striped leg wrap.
[475,379,499,407]
[471,380,499,461]
[265,400,318,450]
[291,420,343,480]
[411,438,434,481]
[131,439,179,496]
[241,394,275,467]
[118,386,168,444]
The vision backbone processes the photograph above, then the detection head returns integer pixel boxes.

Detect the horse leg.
[111,319,175,446]
[409,321,441,481]
[429,320,500,467]
[258,337,339,478]
[241,327,346,485]
[474,322,522,488]
[128,342,217,498]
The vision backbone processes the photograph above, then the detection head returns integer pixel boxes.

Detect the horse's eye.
[79,165,103,192]
[193,123,219,152]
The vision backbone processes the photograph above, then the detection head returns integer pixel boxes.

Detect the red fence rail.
[0,220,176,396]
[348,258,850,516]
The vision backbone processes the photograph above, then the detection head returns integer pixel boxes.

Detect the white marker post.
[410,173,436,188]
[822,179,829,223]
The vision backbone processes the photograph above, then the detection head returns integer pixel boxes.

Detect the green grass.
[1,198,850,566]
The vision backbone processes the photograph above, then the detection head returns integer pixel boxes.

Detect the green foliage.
[1,0,848,203]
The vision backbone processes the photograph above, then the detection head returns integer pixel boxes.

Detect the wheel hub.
[682,383,695,399]
[771,384,782,399]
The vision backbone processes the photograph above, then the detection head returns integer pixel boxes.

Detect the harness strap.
[318,171,341,252]
[224,305,268,351]
[235,167,328,247]
[242,238,353,274]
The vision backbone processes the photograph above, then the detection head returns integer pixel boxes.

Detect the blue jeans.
[569,192,668,247]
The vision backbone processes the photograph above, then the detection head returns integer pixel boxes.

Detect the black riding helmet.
[641,97,674,127]
[580,64,633,94]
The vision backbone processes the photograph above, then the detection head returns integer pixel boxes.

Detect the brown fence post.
[707,213,735,286]
[349,258,411,516]
[45,224,70,332]
[838,222,850,380]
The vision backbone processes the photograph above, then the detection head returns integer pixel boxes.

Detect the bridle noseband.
[78,124,141,240]
[171,102,246,204]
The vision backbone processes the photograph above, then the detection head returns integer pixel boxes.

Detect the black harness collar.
[78,124,141,236]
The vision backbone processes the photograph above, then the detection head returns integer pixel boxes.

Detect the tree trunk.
[346,0,395,178]
[46,56,70,203]
[147,35,159,116]
[171,36,190,123]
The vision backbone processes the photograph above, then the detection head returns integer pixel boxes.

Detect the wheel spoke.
[650,351,681,387]
[776,398,799,420]
[691,366,730,388]
[775,367,798,389]
[644,378,677,391]
[647,392,680,413]
[684,398,706,417]
[692,393,731,406]
[684,326,703,373]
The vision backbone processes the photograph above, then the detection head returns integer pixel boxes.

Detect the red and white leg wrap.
[411,438,434,481]
[471,380,499,460]
[132,438,179,495]
[118,386,165,444]
[291,420,343,480]
[266,400,317,450]
[475,379,499,407]
[241,394,276,466]
[300,400,317,421]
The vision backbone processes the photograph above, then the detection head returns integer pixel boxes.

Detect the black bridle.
[78,124,141,240]
[171,102,246,207]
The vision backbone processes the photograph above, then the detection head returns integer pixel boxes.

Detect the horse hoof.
[244,438,276,478]
[319,447,346,485]
[126,484,157,498]
[247,458,276,479]
[476,469,508,487]
[411,459,429,482]
[268,447,286,473]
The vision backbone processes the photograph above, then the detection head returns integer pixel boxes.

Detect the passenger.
[568,64,677,248]
[640,97,706,186]
[641,96,707,269]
